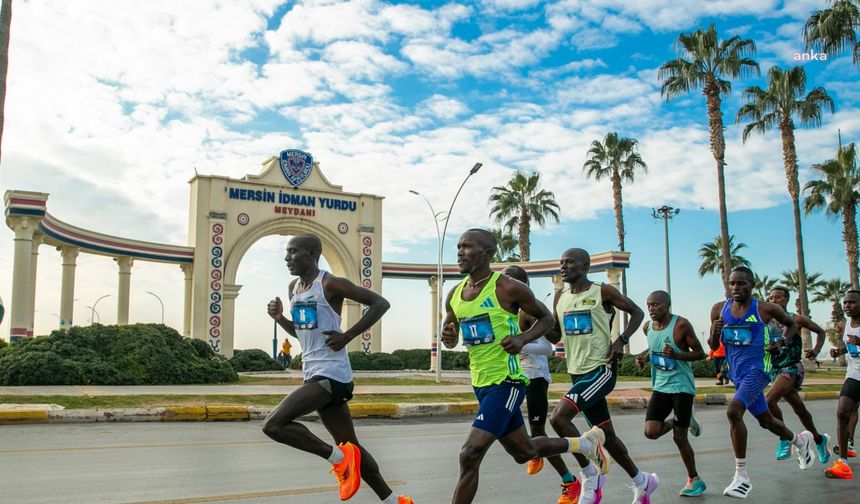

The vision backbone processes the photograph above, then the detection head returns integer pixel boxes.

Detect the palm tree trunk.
[0,0,12,167]
[518,211,530,262]
[844,202,860,290]
[781,121,812,354]
[704,85,731,297]
[611,170,629,347]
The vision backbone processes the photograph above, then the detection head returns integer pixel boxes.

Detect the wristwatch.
[619,334,630,345]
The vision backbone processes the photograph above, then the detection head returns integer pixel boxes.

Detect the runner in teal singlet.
[764,286,830,463]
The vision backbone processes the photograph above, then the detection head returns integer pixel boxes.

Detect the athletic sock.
[735,458,748,479]
[791,433,804,447]
[381,493,398,504]
[567,436,593,454]
[327,445,344,464]
[561,471,575,483]
[582,462,597,478]
[632,470,647,489]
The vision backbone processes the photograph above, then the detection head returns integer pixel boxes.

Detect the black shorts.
[563,364,617,427]
[840,377,860,404]
[525,377,550,426]
[305,376,355,409]
[645,391,695,428]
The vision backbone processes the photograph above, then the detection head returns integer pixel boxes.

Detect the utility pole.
[651,205,680,295]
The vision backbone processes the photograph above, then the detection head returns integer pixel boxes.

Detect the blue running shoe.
[688,413,701,438]
[776,439,792,460]
[679,476,706,497]
[817,433,832,464]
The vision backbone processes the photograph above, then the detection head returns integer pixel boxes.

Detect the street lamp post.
[85,306,100,324]
[90,294,110,325]
[410,162,482,383]
[651,205,680,294]
[146,291,164,324]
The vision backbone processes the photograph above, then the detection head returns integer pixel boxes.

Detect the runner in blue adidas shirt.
[708,266,815,499]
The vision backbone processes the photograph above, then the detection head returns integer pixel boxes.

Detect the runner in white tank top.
[825,290,860,480]
[262,234,414,504]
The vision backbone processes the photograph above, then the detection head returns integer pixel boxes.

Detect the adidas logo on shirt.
[745,315,757,322]
[480,298,494,308]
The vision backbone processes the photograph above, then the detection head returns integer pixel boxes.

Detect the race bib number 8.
[291,301,318,330]
[650,352,677,371]
[460,313,495,346]
[563,310,593,336]
[847,342,860,358]
[723,325,752,346]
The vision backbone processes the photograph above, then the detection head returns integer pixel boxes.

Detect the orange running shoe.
[824,459,854,479]
[397,496,414,504]
[558,479,581,504]
[527,457,544,475]
[330,442,362,500]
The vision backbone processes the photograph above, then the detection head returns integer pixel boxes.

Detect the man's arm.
[664,317,706,362]
[268,280,298,337]
[321,276,390,351]
[634,321,651,368]
[762,301,798,346]
[441,288,460,349]
[600,283,645,361]
[797,315,826,360]
[545,289,563,344]
[522,337,554,356]
[708,302,724,351]
[499,276,553,354]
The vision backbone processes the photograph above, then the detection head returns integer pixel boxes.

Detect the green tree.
[698,235,751,279]
[753,273,779,300]
[488,171,560,262]
[804,142,860,289]
[780,269,824,316]
[583,131,647,310]
[804,0,860,67]
[737,65,835,322]
[812,277,851,365]
[490,228,520,262]
[659,23,759,294]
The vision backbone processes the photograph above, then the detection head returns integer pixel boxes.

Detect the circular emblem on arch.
[337,222,348,234]
[237,213,250,225]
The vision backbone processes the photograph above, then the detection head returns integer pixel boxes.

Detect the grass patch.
[693,384,842,395]
[549,373,646,383]
[235,375,464,386]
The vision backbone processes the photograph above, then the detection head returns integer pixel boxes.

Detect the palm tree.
[659,23,759,294]
[804,0,860,67]
[0,0,12,166]
[737,65,835,322]
[698,234,751,278]
[804,142,860,289]
[583,131,647,313]
[780,269,824,316]
[490,228,520,263]
[812,277,850,365]
[488,171,560,262]
[753,273,778,300]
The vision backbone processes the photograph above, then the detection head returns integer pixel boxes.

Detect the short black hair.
[502,265,529,284]
[463,228,497,253]
[291,234,322,254]
[561,247,590,266]
[730,266,755,282]
[846,289,860,297]
[771,286,790,299]
[647,290,671,305]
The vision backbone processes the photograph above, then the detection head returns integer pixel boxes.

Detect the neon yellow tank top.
[556,282,612,374]
[450,272,528,387]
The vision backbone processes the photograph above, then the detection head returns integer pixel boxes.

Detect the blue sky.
[1,0,858,356]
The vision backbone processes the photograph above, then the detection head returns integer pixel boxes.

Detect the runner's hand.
[635,355,646,369]
[830,347,841,358]
[268,297,284,321]
[606,338,625,363]
[804,348,820,360]
[500,335,525,355]
[662,344,677,359]
[848,336,860,345]
[712,320,724,339]
[441,322,458,347]
[323,329,350,351]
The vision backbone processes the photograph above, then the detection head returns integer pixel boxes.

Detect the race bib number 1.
[460,313,495,346]
[291,301,318,330]
[723,325,753,346]
[563,310,593,336]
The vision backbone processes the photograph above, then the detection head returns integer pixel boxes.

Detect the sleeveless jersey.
[646,315,695,395]
[720,298,771,374]
[767,311,802,369]
[289,271,352,383]
[844,319,860,382]
[450,272,528,387]
[556,282,612,375]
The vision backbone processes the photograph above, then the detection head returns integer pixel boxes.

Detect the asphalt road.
[1,401,857,503]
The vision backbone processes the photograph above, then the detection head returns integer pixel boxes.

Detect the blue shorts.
[733,368,771,416]
[472,380,526,438]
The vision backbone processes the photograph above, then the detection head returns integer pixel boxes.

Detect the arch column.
[115,257,133,325]
[428,275,439,371]
[221,284,241,358]
[59,246,79,329]
[605,267,622,343]
[8,217,36,343]
[181,264,193,337]
[27,233,43,337]
[345,300,362,353]
[551,274,565,357]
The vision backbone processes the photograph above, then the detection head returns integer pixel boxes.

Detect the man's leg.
[452,427,496,504]
[261,382,336,458]
[524,377,570,477]
[783,389,824,443]
[643,391,675,441]
[549,400,590,469]
[835,396,857,460]
[765,373,793,423]
[529,423,571,476]
[670,394,699,481]
[726,399,750,459]
[318,403,395,500]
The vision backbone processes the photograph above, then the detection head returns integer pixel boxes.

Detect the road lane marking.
[120,481,405,504]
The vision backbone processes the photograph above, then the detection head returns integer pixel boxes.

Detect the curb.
[0,391,841,425]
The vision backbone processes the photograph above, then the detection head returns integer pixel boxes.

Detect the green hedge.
[229,349,284,372]
[0,324,238,385]
[549,353,717,378]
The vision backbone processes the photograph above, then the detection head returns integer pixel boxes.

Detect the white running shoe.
[579,471,606,504]
[582,426,611,475]
[723,475,751,499]
[796,430,814,470]
[631,472,660,504]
